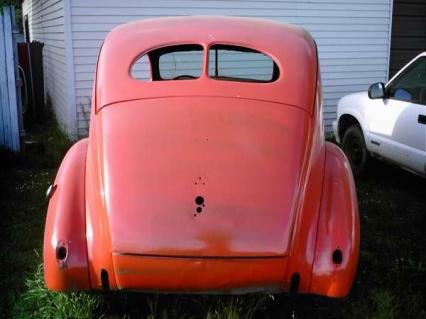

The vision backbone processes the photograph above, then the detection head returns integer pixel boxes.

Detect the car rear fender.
[43,138,90,291]
[310,142,360,297]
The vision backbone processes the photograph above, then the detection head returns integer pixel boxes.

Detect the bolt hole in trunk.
[195,196,204,205]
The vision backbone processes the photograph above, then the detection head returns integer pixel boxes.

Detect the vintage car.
[44,17,359,298]
[333,52,426,177]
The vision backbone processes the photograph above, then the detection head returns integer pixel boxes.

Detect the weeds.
[11,263,101,319]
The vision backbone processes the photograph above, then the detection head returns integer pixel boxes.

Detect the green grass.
[11,263,101,319]
[1,123,425,318]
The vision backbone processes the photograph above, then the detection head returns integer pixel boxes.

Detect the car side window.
[387,57,426,106]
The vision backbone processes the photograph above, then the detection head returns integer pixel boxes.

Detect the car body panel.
[95,97,309,258]
[43,139,90,291]
[310,143,359,297]
[44,17,359,297]
[333,92,369,145]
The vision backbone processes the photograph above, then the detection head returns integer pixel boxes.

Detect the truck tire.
[341,124,369,176]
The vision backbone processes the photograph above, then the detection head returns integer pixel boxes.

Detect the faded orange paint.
[43,17,359,297]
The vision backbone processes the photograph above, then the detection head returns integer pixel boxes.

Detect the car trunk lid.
[97,97,310,257]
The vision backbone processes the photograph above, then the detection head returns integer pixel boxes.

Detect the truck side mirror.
[368,82,385,99]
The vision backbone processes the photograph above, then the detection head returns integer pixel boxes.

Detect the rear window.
[131,54,151,81]
[131,44,203,81]
[208,45,279,83]
[158,45,203,80]
[131,44,279,83]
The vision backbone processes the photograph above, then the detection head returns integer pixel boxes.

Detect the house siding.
[22,0,76,135]
[33,0,393,136]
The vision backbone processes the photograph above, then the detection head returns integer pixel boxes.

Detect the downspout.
[386,0,394,81]
[63,0,77,139]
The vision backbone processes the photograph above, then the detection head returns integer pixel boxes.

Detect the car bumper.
[111,254,288,293]
[332,120,339,144]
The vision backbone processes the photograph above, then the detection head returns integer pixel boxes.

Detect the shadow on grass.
[0,114,72,318]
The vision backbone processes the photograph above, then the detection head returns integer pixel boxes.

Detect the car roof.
[95,16,318,112]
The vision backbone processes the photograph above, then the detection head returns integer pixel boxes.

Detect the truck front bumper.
[332,120,340,144]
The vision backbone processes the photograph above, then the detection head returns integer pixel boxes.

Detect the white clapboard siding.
[70,0,392,136]
[22,0,76,136]
[23,0,393,136]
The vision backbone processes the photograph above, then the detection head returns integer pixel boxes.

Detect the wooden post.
[0,7,20,151]
[0,10,10,149]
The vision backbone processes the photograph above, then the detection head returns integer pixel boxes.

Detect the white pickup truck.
[333,52,426,177]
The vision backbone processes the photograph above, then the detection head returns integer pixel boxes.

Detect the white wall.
[22,0,76,136]
[48,0,394,136]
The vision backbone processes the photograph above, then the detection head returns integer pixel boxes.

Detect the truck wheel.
[341,124,369,176]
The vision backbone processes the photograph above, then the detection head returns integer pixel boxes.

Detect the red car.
[44,17,359,297]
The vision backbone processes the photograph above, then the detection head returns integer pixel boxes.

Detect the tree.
[0,0,22,7]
